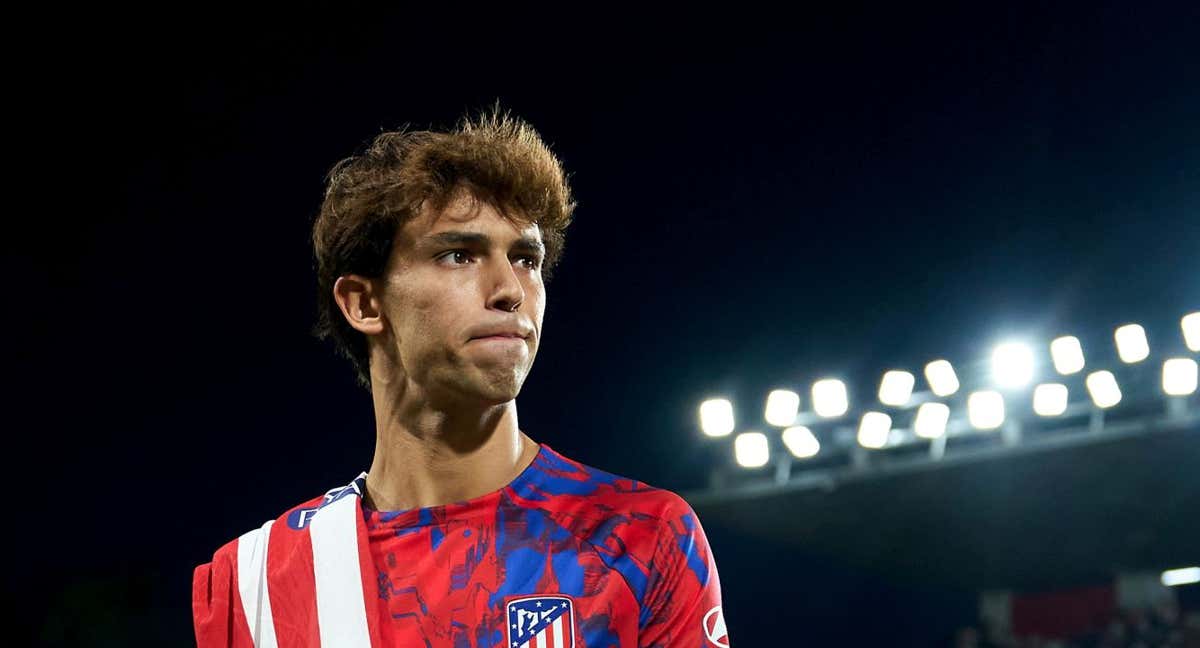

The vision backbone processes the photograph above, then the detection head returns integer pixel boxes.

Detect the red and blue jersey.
[192,443,729,647]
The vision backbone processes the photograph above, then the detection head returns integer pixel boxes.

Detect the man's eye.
[438,250,472,266]
[519,256,542,270]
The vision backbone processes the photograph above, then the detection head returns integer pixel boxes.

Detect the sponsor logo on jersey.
[703,605,728,647]
[287,474,367,530]
[506,595,575,648]
[286,506,319,530]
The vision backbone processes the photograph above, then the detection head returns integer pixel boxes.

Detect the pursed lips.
[471,333,527,342]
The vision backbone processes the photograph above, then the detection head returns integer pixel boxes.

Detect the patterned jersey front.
[192,443,729,648]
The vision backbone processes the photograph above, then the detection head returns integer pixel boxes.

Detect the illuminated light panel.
[1050,336,1085,375]
[913,402,950,439]
[968,391,1005,430]
[1162,567,1200,587]
[1163,358,1198,396]
[992,342,1036,389]
[1033,383,1069,417]
[924,359,960,397]
[734,432,769,468]
[764,389,800,427]
[1085,371,1122,409]
[878,370,915,407]
[782,426,820,458]
[699,398,735,437]
[1183,312,1200,352]
[812,379,849,418]
[857,411,892,449]
[1114,323,1150,363]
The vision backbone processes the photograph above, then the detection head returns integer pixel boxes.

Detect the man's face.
[372,191,547,406]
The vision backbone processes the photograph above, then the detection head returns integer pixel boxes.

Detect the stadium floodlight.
[1050,336,1085,375]
[699,398,735,437]
[1033,383,1069,416]
[1114,323,1150,363]
[992,342,1035,389]
[782,426,820,458]
[812,379,849,418]
[734,431,770,468]
[857,411,892,449]
[1161,566,1200,587]
[1184,312,1200,352]
[1163,358,1198,396]
[1085,371,1122,409]
[878,370,915,407]
[924,359,960,397]
[764,389,801,426]
[967,391,1005,430]
[913,402,950,439]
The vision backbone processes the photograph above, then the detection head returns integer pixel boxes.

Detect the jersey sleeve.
[638,497,728,647]
[192,540,254,648]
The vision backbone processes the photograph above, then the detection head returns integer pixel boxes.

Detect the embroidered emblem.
[506,595,575,648]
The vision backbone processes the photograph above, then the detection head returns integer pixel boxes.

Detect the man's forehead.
[398,196,543,248]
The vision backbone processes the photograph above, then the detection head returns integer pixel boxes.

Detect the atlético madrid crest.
[506,595,575,648]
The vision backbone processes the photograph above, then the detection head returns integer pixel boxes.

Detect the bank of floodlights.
[699,311,1198,471]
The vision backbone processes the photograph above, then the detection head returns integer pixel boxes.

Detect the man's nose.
[486,257,526,312]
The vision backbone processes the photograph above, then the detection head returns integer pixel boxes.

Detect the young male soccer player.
[192,109,729,647]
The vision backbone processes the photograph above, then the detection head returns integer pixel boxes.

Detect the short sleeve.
[638,498,728,647]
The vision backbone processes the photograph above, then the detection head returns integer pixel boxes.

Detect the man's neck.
[362,395,539,512]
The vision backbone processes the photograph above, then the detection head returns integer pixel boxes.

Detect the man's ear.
[333,274,386,335]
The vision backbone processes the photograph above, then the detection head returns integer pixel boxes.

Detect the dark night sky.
[7,3,1199,644]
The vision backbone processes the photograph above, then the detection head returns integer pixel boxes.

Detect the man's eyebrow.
[421,231,545,255]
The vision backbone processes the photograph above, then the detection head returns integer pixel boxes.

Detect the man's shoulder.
[529,448,716,608]
[530,446,701,539]
[199,475,361,565]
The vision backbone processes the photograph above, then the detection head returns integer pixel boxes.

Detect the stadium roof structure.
[687,415,1200,591]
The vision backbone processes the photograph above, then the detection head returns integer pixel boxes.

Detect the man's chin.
[438,375,525,408]
[474,381,523,405]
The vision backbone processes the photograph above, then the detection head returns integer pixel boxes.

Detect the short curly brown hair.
[310,106,576,391]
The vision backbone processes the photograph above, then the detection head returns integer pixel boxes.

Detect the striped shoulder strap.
[309,472,372,647]
[235,472,371,648]
[236,519,278,648]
